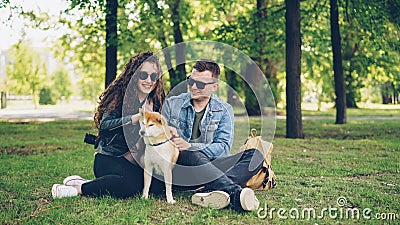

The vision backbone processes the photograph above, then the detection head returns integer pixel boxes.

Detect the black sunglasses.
[138,71,159,82]
[186,76,215,89]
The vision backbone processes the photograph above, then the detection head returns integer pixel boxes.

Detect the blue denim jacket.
[162,93,234,158]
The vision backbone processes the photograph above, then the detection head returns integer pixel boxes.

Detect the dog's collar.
[148,137,174,146]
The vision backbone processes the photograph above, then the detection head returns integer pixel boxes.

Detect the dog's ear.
[158,115,168,125]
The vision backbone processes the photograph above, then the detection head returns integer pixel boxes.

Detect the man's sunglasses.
[186,76,215,89]
[138,71,159,82]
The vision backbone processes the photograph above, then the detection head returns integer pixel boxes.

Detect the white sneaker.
[52,184,78,199]
[239,188,260,211]
[63,175,90,186]
[191,191,230,209]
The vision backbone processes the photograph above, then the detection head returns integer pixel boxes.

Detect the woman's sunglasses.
[186,76,215,89]
[138,71,159,82]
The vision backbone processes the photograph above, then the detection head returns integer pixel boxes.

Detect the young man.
[162,60,264,212]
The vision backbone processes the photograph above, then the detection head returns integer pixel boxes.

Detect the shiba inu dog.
[139,109,179,204]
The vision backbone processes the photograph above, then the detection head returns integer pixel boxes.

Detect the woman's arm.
[99,110,138,136]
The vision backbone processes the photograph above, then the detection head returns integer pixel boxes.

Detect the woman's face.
[136,62,159,97]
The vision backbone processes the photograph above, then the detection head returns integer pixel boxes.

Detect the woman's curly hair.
[94,51,165,129]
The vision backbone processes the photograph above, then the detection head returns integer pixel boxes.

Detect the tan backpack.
[239,129,277,190]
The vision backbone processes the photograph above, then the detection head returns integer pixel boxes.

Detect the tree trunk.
[169,0,186,91]
[243,64,262,116]
[256,0,267,66]
[32,89,37,109]
[162,47,178,90]
[225,69,239,105]
[105,0,118,88]
[152,2,177,89]
[285,0,303,138]
[0,92,6,109]
[255,0,279,105]
[381,82,390,104]
[345,70,358,108]
[330,0,347,124]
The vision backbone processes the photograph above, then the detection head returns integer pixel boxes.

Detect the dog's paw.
[142,194,149,200]
[167,199,176,204]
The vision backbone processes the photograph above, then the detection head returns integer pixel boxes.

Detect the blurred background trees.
[1,0,399,136]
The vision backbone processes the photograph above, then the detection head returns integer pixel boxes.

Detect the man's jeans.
[171,148,264,194]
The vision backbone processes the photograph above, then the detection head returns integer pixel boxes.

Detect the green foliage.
[339,0,400,105]
[10,0,399,107]
[0,0,9,8]
[211,0,285,110]
[38,87,56,105]
[301,1,336,107]
[54,3,105,103]
[6,41,48,108]
[79,77,102,103]
[50,67,72,101]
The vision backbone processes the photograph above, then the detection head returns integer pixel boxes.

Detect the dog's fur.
[139,109,179,204]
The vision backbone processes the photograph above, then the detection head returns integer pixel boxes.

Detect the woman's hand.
[131,113,140,124]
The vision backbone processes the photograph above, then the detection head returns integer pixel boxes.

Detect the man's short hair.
[193,60,220,79]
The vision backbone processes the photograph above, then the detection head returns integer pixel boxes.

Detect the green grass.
[280,103,400,117]
[301,108,400,117]
[1,118,399,224]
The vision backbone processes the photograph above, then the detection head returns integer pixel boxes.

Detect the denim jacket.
[162,93,234,158]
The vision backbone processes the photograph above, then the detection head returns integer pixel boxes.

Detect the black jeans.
[81,154,165,198]
[81,148,263,198]
[173,148,263,194]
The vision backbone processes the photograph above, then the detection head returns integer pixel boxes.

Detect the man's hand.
[168,126,191,151]
[172,137,191,152]
[169,126,179,138]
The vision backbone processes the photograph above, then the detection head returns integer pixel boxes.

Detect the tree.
[167,0,186,90]
[136,0,184,90]
[55,1,106,103]
[285,0,303,138]
[344,0,400,105]
[254,0,282,105]
[39,87,56,105]
[146,0,177,87]
[243,63,262,116]
[330,0,347,124]
[301,1,334,109]
[212,1,285,114]
[51,66,72,101]
[105,0,118,88]
[6,41,47,109]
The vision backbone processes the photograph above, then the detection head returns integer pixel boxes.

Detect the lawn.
[1,117,399,224]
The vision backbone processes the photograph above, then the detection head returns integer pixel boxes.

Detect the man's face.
[188,69,218,100]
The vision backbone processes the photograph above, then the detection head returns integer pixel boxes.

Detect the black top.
[190,107,206,141]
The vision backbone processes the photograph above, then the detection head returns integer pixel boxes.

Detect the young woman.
[51,51,166,198]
